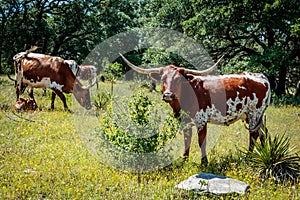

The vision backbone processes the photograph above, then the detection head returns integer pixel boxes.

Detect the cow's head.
[119,53,223,104]
[73,81,92,110]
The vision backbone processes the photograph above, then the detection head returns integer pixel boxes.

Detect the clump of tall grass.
[243,132,300,183]
[93,91,111,111]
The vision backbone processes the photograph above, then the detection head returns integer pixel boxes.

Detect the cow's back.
[194,73,270,128]
[16,53,76,93]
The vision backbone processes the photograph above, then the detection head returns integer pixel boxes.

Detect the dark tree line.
[0,0,137,73]
[1,0,299,97]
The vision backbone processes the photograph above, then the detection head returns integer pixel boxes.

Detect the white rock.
[176,173,249,195]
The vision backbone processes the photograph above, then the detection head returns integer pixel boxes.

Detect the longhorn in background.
[65,60,98,89]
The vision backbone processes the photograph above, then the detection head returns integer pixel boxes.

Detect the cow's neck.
[169,100,181,118]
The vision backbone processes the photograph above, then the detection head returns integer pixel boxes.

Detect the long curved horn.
[79,65,98,89]
[184,55,224,76]
[119,53,161,74]
[81,75,97,89]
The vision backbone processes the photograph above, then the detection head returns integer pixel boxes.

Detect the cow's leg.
[249,130,260,152]
[198,125,208,166]
[183,127,192,159]
[28,88,34,99]
[248,115,268,151]
[16,87,20,101]
[259,122,268,146]
[51,91,56,110]
[27,88,38,109]
[53,90,69,111]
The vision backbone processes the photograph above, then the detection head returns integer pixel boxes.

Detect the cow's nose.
[163,92,176,102]
[86,103,92,110]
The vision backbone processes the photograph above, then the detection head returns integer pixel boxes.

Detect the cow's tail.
[7,74,15,82]
[249,76,272,133]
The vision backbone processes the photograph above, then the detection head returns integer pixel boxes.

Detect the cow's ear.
[184,74,194,81]
[149,73,161,81]
[73,82,81,91]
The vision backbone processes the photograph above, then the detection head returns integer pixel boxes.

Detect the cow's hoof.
[201,157,208,167]
[65,109,73,113]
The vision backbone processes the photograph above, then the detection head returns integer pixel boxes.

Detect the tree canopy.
[1,0,299,96]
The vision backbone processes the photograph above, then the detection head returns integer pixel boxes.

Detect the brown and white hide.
[14,97,37,112]
[120,54,271,165]
[12,51,92,110]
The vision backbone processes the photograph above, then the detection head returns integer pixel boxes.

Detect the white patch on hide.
[49,81,63,92]
[22,77,63,92]
[65,60,79,75]
[194,92,266,131]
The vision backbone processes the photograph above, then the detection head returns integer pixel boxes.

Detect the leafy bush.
[93,91,111,111]
[103,62,124,81]
[243,133,300,183]
[97,90,181,154]
[271,93,300,106]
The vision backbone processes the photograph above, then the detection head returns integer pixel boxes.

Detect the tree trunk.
[295,81,300,97]
[275,65,287,97]
[0,52,2,74]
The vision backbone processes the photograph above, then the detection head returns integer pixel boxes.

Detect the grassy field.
[0,75,299,199]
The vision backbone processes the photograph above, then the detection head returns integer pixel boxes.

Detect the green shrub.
[243,133,300,183]
[94,91,111,111]
[97,90,181,154]
[272,93,300,106]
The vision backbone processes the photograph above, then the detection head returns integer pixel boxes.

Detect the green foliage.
[181,0,300,96]
[93,91,111,111]
[243,133,300,183]
[0,0,136,73]
[2,0,300,98]
[271,93,300,107]
[103,62,124,82]
[0,78,300,198]
[97,90,180,154]
[128,92,152,125]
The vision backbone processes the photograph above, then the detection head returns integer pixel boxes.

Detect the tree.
[0,0,136,74]
[182,0,300,96]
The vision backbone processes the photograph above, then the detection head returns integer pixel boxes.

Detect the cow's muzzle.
[85,102,92,110]
[162,92,176,102]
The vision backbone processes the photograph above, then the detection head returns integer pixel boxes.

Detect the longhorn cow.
[120,53,271,165]
[65,60,99,89]
[12,47,93,110]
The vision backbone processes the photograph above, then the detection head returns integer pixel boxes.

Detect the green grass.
[0,75,299,199]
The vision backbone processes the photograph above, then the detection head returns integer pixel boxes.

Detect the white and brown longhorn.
[65,60,98,89]
[12,47,93,110]
[120,53,271,165]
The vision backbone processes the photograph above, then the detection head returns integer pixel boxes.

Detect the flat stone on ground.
[176,173,249,195]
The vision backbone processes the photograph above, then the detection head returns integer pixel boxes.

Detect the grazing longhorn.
[65,60,98,89]
[12,47,93,110]
[120,53,271,165]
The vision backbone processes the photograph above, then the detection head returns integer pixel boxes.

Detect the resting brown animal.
[14,97,37,112]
